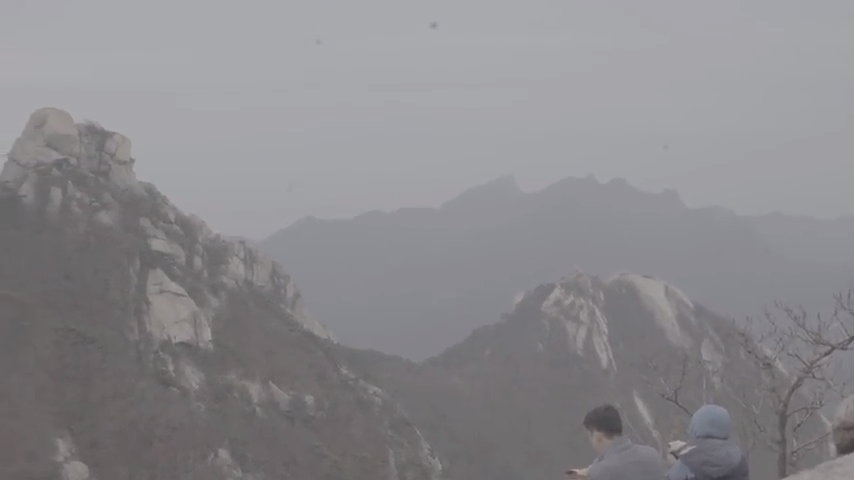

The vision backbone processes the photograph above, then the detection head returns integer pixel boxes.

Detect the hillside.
[337,272,830,480]
[263,175,853,360]
[0,108,444,480]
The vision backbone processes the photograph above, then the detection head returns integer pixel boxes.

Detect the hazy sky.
[1,1,852,238]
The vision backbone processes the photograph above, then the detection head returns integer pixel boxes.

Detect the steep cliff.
[0,108,443,480]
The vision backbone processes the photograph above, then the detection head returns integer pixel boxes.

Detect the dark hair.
[583,404,623,437]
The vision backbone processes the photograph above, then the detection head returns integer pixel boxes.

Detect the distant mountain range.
[262,174,853,360]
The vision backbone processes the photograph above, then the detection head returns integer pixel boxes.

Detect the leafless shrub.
[731,290,853,478]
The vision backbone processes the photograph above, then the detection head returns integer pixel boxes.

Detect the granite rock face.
[0,108,442,480]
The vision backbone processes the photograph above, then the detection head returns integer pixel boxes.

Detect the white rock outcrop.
[225,375,318,417]
[145,268,212,348]
[1,108,442,480]
[54,435,92,480]
[540,274,616,371]
[0,107,334,349]
[414,427,444,480]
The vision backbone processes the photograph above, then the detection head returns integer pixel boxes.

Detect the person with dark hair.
[566,404,665,480]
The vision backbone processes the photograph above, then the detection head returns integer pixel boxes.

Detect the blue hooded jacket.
[667,405,749,480]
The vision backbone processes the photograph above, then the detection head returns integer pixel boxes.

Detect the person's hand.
[565,466,589,479]
[668,440,687,455]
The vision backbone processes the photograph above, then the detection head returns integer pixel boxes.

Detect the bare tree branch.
[645,355,694,417]
[730,289,853,478]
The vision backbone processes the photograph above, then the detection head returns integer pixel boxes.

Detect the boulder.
[783,395,854,480]
[832,394,853,456]
[23,107,80,157]
[782,454,852,480]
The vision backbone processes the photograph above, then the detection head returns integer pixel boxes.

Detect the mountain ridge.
[263,174,852,360]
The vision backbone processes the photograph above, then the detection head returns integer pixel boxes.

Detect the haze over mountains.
[262,175,853,360]
[0,108,848,480]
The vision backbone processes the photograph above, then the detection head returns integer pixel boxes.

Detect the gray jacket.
[668,405,749,480]
[587,436,666,480]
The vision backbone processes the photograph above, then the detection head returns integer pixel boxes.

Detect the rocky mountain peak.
[347,269,829,480]
[1,107,334,345]
[516,271,702,369]
[439,174,522,210]
[0,109,448,479]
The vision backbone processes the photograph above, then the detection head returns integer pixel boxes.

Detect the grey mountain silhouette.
[263,175,853,361]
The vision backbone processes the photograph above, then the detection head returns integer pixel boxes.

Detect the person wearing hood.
[667,404,749,480]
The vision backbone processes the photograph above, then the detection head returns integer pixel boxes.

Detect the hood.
[681,406,743,478]
[689,404,731,440]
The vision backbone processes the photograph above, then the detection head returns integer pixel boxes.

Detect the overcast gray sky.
[1,1,852,238]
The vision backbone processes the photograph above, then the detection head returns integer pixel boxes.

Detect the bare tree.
[644,353,712,458]
[644,352,762,457]
[647,352,709,416]
[732,290,853,478]
[647,352,764,460]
